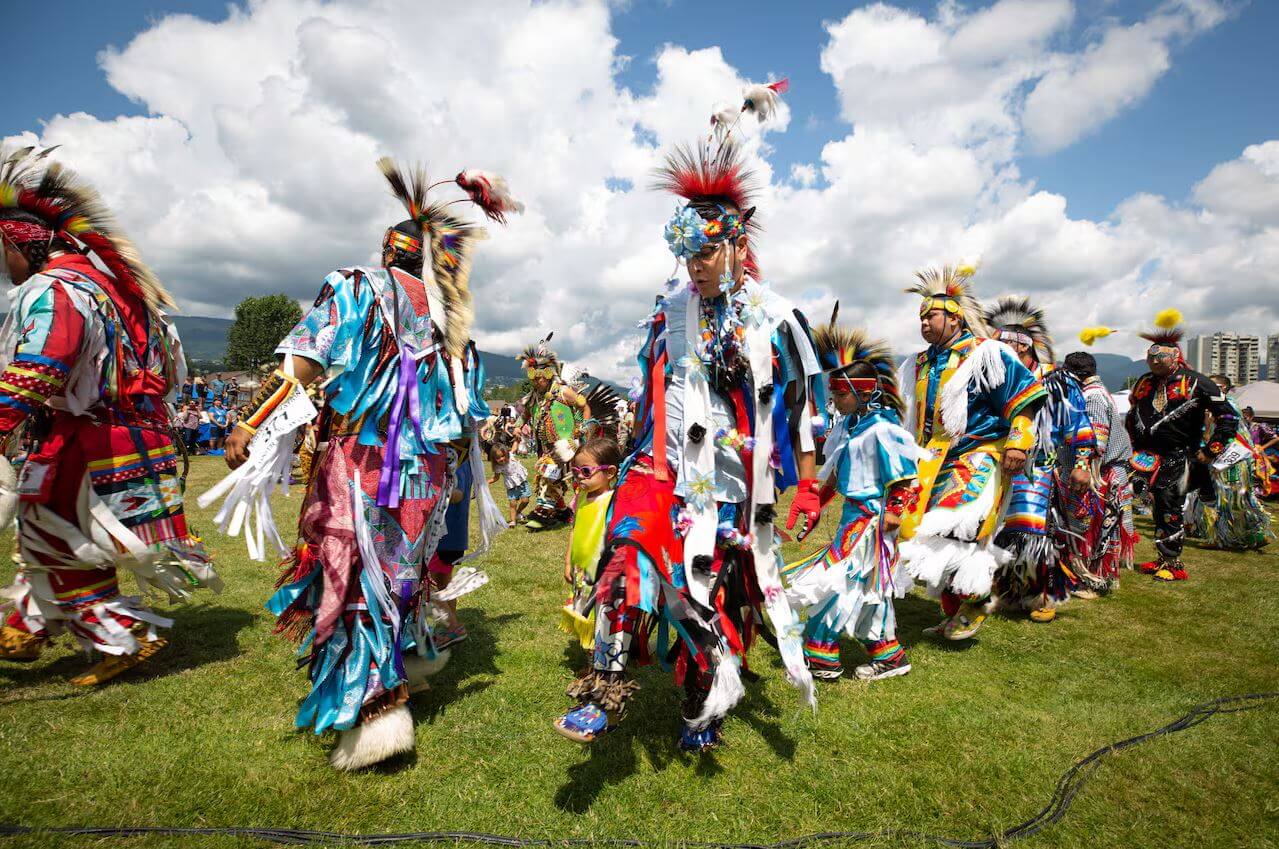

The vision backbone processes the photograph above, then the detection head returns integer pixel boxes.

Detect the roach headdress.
[0,145,176,312]
[1137,308,1185,349]
[906,263,988,336]
[812,302,904,416]
[983,295,1053,365]
[517,332,560,380]
[655,139,761,280]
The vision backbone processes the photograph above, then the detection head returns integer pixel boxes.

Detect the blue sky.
[8,0,1278,221]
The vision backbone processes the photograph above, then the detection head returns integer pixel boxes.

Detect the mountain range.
[172,316,529,382]
[173,316,1148,391]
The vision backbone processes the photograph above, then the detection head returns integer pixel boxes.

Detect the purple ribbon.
[377,344,424,508]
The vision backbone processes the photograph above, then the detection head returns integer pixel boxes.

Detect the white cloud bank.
[7,0,1275,378]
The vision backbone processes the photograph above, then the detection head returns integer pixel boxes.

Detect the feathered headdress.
[518,332,559,377]
[1138,308,1185,348]
[709,78,791,143]
[0,145,176,312]
[983,295,1053,365]
[378,158,521,358]
[906,263,988,336]
[811,302,904,416]
[654,140,761,279]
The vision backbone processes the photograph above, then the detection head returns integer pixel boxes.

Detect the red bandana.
[0,219,53,246]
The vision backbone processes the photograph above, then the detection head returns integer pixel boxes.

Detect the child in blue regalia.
[783,310,924,682]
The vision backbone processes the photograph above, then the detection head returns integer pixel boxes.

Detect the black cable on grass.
[2,692,1274,848]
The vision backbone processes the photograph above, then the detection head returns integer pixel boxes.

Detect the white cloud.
[1021,1,1228,154]
[6,0,1273,380]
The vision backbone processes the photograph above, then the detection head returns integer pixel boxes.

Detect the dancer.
[217,159,513,769]
[1062,351,1135,595]
[896,267,1045,640]
[559,437,621,652]
[1184,375,1272,550]
[518,336,587,531]
[1124,310,1238,580]
[782,313,922,682]
[553,141,824,751]
[984,297,1097,623]
[1242,407,1279,498]
[0,146,219,683]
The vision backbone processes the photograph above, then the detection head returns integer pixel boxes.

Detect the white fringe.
[328,704,415,771]
[198,386,317,560]
[899,535,1006,599]
[939,340,1010,439]
[688,653,746,730]
[896,356,919,436]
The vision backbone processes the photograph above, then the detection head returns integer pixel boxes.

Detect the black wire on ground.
[2,692,1274,848]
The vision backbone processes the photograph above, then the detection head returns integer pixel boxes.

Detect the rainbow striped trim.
[804,638,841,666]
[240,369,299,433]
[87,444,179,482]
[867,638,904,664]
[54,575,121,611]
[1003,381,1046,419]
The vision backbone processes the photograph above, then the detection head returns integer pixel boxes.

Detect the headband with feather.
[654,140,761,279]
[0,145,176,312]
[983,295,1053,365]
[376,157,497,358]
[906,264,988,336]
[812,302,904,416]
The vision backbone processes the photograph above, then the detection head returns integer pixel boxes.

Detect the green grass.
[0,456,1276,849]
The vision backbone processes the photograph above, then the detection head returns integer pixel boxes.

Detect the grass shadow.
[0,603,256,695]
[411,609,521,724]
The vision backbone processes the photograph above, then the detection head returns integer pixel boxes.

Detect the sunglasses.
[571,464,615,480]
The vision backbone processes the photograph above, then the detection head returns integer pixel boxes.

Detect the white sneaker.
[854,659,912,681]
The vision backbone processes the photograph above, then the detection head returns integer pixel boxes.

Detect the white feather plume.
[741,79,788,122]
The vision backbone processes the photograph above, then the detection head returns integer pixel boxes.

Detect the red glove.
[787,478,825,541]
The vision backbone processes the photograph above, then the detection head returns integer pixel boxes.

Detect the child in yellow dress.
[560,438,621,649]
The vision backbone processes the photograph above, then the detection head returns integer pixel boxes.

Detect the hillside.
[1093,352,1146,390]
[172,315,529,384]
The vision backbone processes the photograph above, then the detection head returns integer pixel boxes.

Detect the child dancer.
[783,316,922,681]
[489,443,531,525]
[559,438,621,652]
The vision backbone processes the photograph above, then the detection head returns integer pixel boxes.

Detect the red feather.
[767,78,790,94]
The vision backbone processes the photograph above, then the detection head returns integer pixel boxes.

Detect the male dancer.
[897,267,1045,640]
[553,141,824,750]
[0,147,219,683]
[220,159,513,769]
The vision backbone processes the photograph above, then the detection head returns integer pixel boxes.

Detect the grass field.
[0,455,1276,849]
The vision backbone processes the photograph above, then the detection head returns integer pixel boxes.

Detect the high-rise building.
[1185,332,1260,386]
[1267,334,1279,380]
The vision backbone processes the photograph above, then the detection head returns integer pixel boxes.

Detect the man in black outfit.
[1125,322,1238,581]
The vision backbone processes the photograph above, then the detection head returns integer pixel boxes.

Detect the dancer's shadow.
[411,610,521,724]
[895,592,976,651]
[0,604,256,698]
[553,651,800,813]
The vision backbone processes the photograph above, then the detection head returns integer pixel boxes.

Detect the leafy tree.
[224,294,303,372]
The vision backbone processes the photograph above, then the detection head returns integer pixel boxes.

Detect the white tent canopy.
[1232,381,1279,419]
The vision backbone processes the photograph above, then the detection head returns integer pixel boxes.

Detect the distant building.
[1267,334,1279,380]
[1185,332,1260,386]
